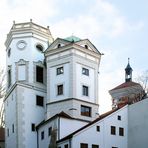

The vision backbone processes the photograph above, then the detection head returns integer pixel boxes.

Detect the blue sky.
[0,0,147,113]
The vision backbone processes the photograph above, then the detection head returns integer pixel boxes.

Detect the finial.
[128,58,130,64]
[13,20,15,24]
[30,19,32,22]
[47,26,49,29]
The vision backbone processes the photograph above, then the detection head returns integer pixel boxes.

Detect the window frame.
[41,131,44,140]
[119,127,124,136]
[57,84,64,95]
[57,67,64,75]
[82,85,89,96]
[80,143,88,148]
[81,105,91,117]
[82,67,89,76]
[36,95,44,107]
[111,126,116,135]
[36,66,44,83]
[31,123,36,132]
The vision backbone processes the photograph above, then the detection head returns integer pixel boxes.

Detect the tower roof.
[125,58,132,72]
[64,35,81,42]
[110,81,141,91]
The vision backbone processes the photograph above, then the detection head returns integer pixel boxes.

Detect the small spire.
[13,20,15,24]
[128,58,130,64]
[30,19,32,22]
[125,58,133,82]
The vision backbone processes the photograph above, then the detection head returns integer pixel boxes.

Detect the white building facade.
[4,21,147,148]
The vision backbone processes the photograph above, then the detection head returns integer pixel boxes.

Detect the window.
[80,143,88,148]
[7,128,9,137]
[8,48,11,57]
[96,126,100,132]
[48,127,52,136]
[119,127,124,136]
[8,68,11,87]
[31,123,35,132]
[58,44,61,48]
[111,126,116,135]
[57,84,63,95]
[36,95,44,107]
[36,44,43,52]
[36,66,43,83]
[82,68,89,76]
[85,45,88,49]
[81,105,91,117]
[12,124,14,133]
[57,67,64,75]
[64,144,68,148]
[118,115,121,120]
[41,131,44,140]
[112,147,118,148]
[92,145,99,148]
[82,85,89,96]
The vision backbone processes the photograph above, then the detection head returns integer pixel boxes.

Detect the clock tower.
[4,20,53,148]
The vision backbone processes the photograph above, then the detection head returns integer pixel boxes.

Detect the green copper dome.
[64,35,81,42]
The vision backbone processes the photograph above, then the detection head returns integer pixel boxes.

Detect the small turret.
[125,58,133,82]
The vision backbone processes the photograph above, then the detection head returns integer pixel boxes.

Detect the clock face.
[17,40,27,49]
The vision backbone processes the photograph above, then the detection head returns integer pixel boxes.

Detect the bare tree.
[135,70,148,94]
[0,67,5,127]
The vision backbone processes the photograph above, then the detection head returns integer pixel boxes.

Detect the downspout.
[69,138,72,148]
[58,117,60,140]
[37,129,39,148]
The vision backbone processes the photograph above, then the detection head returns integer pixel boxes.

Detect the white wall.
[75,63,95,103]
[57,106,128,148]
[128,98,148,148]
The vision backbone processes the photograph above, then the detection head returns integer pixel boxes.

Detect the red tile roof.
[0,128,5,142]
[110,81,140,91]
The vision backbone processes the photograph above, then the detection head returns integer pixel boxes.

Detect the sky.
[0,0,148,113]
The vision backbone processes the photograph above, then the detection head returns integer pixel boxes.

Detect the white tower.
[45,36,102,121]
[4,20,53,148]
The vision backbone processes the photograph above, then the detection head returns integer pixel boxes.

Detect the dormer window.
[57,67,64,75]
[58,44,61,48]
[85,45,88,49]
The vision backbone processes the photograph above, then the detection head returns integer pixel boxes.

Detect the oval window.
[36,44,44,52]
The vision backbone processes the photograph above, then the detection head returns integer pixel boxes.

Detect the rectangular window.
[119,127,124,136]
[31,123,35,132]
[57,67,64,75]
[64,144,68,148]
[92,145,99,148]
[118,115,121,120]
[12,124,14,133]
[82,85,89,96]
[81,105,91,117]
[96,126,100,132]
[48,127,52,136]
[111,126,116,135]
[57,84,63,95]
[8,69,11,87]
[80,143,88,148]
[7,128,9,137]
[36,66,43,83]
[41,131,44,140]
[36,95,44,107]
[82,68,89,76]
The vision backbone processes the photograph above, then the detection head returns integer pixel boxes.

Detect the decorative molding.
[15,59,29,82]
